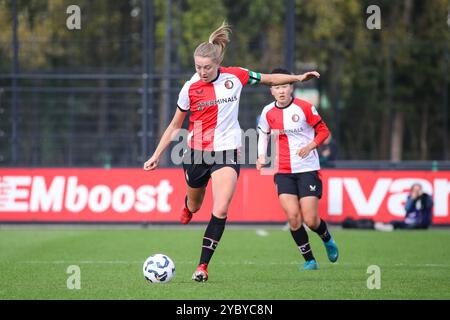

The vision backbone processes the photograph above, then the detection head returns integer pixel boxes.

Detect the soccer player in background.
[256,68,339,270]
[143,22,320,281]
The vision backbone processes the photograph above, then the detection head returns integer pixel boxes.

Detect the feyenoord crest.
[292,114,300,122]
[224,80,234,89]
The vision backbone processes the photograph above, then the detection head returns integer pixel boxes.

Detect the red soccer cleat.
[180,207,193,225]
[192,263,208,282]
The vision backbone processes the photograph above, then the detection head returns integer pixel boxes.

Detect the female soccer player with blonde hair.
[144,22,320,281]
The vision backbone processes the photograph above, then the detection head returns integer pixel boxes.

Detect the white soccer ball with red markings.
[143,254,175,284]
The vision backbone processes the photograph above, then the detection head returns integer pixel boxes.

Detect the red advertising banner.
[0,168,449,224]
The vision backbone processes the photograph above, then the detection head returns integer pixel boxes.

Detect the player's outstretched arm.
[143,108,187,171]
[259,71,320,86]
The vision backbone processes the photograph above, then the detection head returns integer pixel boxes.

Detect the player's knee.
[213,199,232,217]
[287,215,302,230]
[212,205,228,219]
[289,220,301,230]
[303,216,319,229]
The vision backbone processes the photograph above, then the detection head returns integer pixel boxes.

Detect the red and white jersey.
[177,66,261,151]
[258,98,329,174]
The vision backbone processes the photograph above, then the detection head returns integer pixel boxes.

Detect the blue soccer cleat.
[303,259,319,270]
[324,236,339,263]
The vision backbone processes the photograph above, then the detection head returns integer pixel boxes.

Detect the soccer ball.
[143,254,175,284]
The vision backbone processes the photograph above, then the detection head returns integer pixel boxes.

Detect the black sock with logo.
[199,214,227,265]
[290,225,315,261]
[312,219,332,242]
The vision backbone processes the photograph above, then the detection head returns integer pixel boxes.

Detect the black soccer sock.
[290,225,315,262]
[199,214,227,265]
[312,219,332,242]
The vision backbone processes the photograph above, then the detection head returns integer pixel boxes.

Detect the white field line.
[22,260,450,268]
[255,229,269,237]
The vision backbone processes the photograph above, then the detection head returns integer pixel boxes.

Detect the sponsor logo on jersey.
[197,96,238,109]
[275,127,304,135]
[292,114,300,122]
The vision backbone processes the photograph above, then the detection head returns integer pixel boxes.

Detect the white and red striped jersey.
[258,98,330,174]
[177,66,261,151]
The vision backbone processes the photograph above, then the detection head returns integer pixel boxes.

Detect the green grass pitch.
[1,227,449,300]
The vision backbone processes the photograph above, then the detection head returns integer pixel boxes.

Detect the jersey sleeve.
[257,109,270,157]
[224,67,261,86]
[298,100,329,146]
[257,109,271,134]
[299,100,322,128]
[177,81,190,112]
[313,120,330,147]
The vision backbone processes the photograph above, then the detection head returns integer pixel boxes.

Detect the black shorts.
[274,171,322,199]
[182,148,240,188]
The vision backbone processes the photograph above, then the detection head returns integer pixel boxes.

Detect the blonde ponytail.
[194,21,231,64]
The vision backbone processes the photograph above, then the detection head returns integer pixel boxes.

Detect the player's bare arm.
[260,71,320,86]
[143,108,187,171]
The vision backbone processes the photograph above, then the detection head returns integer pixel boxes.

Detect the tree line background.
[0,0,449,167]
